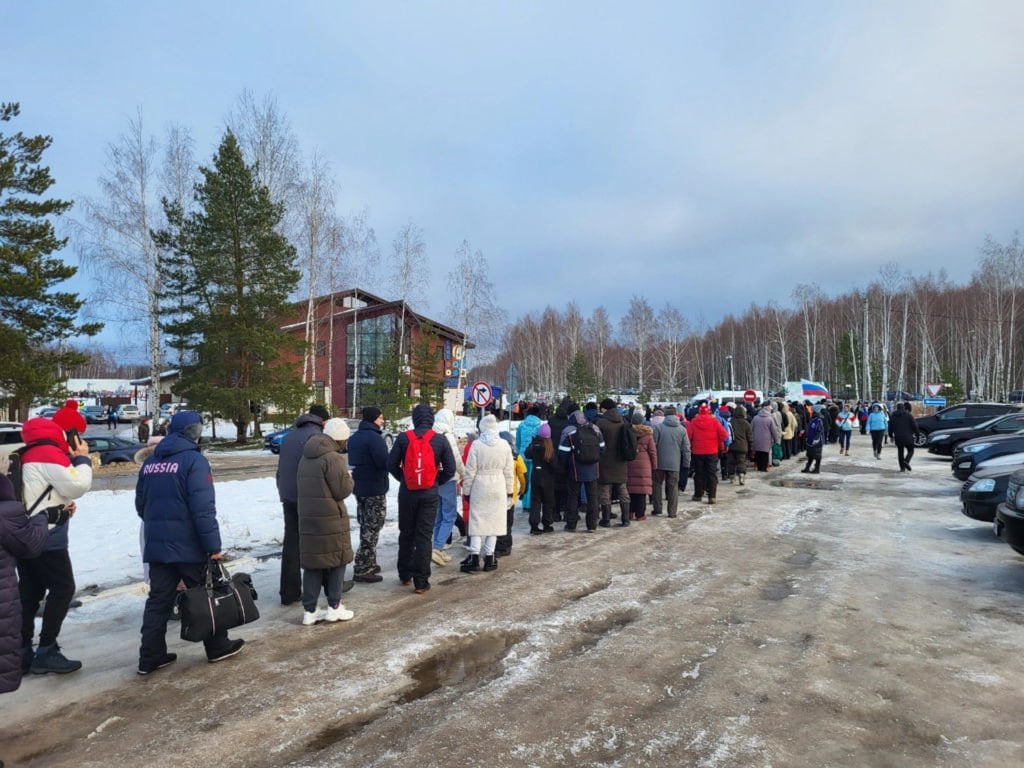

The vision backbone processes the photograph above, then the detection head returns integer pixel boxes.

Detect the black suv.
[913,402,1021,446]
[995,468,1024,556]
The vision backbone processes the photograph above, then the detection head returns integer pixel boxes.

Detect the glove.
[44,506,70,526]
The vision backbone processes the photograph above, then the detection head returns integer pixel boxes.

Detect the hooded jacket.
[626,424,657,494]
[296,433,354,570]
[463,424,514,536]
[136,431,220,564]
[596,408,628,484]
[515,413,543,458]
[387,404,457,491]
[687,412,730,456]
[0,474,49,693]
[888,408,920,444]
[728,407,753,454]
[653,415,689,472]
[752,408,780,453]
[19,417,93,551]
[276,413,325,503]
[433,408,465,483]
[346,419,390,497]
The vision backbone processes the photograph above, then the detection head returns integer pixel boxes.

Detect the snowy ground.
[4,431,1024,767]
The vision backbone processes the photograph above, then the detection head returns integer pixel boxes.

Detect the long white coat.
[462,432,514,536]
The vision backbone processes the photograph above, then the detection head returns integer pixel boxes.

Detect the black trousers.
[691,454,720,499]
[19,549,75,649]
[566,479,599,529]
[397,489,437,588]
[280,501,302,603]
[870,430,885,455]
[896,441,915,469]
[140,561,233,665]
[528,471,555,530]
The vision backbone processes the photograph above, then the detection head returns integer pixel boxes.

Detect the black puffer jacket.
[387,404,457,492]
[888,409,920,445]
[0,474,49,693]
[276,413,325,503]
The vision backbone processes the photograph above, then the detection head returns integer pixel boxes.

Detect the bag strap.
[27,484,54,515]
[204,558,231,589]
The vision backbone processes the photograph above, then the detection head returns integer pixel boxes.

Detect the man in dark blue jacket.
[136,411,244,675]
[387,404,457,594]
[275,405,329,604]
[346,406,390,583]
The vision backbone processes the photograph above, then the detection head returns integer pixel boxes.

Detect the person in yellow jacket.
[495,431,527,557]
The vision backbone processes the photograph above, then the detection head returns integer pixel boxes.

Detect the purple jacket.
[1,476,49,693]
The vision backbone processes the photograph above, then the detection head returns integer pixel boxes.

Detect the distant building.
[280,288,470,416]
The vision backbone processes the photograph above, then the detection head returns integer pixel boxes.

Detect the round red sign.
[743,389,757,403]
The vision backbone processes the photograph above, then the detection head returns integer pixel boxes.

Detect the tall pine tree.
[0,103,99,417]
[154,131,306,442]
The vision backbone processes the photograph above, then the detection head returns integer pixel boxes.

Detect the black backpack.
[8,443,56,513]
[618,423,639,461]
[572,425,601,464]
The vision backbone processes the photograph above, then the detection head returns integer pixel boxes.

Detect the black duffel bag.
[176,558,260,642]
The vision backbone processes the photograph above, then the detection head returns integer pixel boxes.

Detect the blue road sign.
[922,397,946,407]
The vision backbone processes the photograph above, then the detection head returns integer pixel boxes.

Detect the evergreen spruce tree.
[0,103,99,417]
[361,340,412,428]
[409,322,445,407]
[153,131,305,442]
[566,351,597,405]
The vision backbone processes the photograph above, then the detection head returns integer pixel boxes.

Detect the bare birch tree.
[389,221,427,361]
[445,239,505,387]
[619,296,656,395]
[226,89,301,216]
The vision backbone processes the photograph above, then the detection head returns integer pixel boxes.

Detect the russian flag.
[801,379,830,398]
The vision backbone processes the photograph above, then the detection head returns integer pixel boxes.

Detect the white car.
[115,404,141,422]
[0,424,24,457]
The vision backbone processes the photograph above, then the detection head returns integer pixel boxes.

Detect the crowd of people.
[1,394,920,697]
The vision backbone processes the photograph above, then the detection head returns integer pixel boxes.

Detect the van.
[688,389,764,407]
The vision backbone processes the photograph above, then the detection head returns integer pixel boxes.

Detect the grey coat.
[752,409,780,453]
[296,433,354,570]
[276,413,325,503]
[653,415,690,472]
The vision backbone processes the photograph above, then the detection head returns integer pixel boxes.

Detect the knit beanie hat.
[538,423,552,439]
[323,417,351,443]
[630,411,645,425]
[361,406,382,423]
[53,399,86,433]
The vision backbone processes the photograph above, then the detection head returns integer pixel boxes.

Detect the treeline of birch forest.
[475,235,1024,404]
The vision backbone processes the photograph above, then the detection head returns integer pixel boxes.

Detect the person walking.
[801,405,827,473]
[687,404,729,504]
[106,407,118,431]
[836,403,854,455]
[888,403,921,471]
[17,404,93,676]
[1,473,50,695]
[651,406,688,517]
[626,411,657,521]
[430,408,465,567]
[751,405,780,472]
[296,418,356,625]
[387,404,457,594]
[275,405,330,605]
[866,403,888,459]
[460,415,514,573]
[727,405,752,484]
[136,412,245,674]
[346,407,389,584]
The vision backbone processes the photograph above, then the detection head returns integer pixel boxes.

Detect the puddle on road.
[785,552,817,567]
[761,581,795,601]
[309,630,523,750]
[770,478,841,490]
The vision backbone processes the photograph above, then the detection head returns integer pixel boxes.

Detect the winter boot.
[738,473,745,485]
[483,555,498,572]
[460,554,481,573]
[30,644,82,675]
[598,505,611,528]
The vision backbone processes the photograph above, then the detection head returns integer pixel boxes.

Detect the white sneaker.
[325,604,354,622]
[302,609,325,626]
[431,548,449,566]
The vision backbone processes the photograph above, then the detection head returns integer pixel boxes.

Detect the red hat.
[53,400,86,433]
[699,403,711,415]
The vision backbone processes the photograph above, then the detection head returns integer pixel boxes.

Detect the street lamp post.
[726,355,734,390]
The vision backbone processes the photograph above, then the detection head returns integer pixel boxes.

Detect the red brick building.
[280,288,469,416]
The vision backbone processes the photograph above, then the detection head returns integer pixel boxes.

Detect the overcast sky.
[5,1,1024,349]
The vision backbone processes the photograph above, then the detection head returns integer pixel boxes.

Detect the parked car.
[36,406,59,418]
[951,432,1024,480]
[0,424,24,456]
[263,428,291,454]
[1008,390,1024,403]
[926,410,1024,456]
[884,390,921,402]
[82,405,107,424]
[83,435,144,465]
[995,468,1024,555]
[960,461,1024,522]
[913,402,1021,447]
[159,403,189,418]
[114,404,141,422]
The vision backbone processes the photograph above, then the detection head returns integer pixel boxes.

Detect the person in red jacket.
[686,404,729,504]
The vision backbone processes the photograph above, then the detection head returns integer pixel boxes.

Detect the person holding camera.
[17,403,93,675]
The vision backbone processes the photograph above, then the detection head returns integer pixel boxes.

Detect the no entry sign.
[743,389,757,403]
[471,381,493,408]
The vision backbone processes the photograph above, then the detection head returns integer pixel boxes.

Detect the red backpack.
[402,429,438,490]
